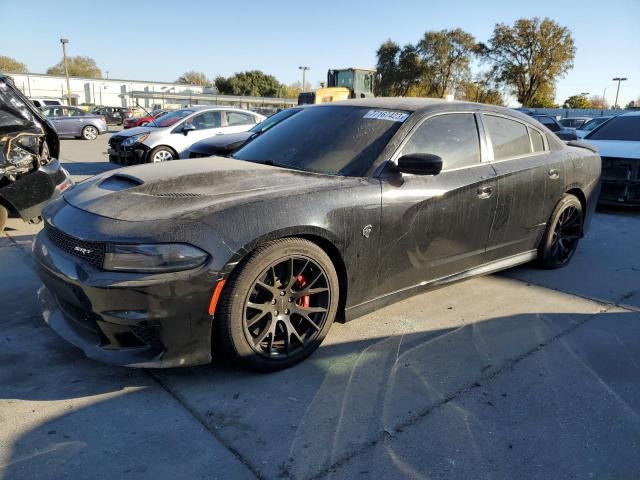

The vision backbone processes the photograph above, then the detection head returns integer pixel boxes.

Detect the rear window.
[586,116,640,141]
[484,115,532,160]
[535,116,560,132]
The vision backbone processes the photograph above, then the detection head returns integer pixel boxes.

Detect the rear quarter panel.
[563,145,601,234]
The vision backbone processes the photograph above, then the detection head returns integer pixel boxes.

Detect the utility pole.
[298,66,310,92]
[612,77,627,109]
[60,38,72,105]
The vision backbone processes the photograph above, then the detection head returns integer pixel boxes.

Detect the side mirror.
[182,123,196,135]
[397,153,443,176]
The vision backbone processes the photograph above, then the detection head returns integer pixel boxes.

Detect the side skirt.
[343,250,538,322]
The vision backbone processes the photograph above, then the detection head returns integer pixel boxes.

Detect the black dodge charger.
[34,98,601,372]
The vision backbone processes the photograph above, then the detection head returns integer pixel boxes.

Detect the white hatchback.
[108,106,265,164]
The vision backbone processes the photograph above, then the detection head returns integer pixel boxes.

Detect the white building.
[7,72,297,112]
[8,72,208,109]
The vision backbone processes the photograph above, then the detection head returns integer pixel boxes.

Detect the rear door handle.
[477,186,494,199]
[548,168,560,179]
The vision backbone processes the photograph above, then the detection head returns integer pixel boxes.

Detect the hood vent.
[147,192,203,198]
[99,173,144,191]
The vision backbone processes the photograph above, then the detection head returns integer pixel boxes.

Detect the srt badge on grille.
[74,246,93,255]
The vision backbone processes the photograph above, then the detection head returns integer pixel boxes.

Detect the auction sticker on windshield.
[363,110,410,122]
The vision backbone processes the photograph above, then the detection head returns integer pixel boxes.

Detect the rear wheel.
[538,194,583,268]
[0,205,7,235]
[215,238,339,372]
[149,146,175,163]
[81,125,99,140]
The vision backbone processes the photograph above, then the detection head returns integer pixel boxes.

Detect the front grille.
[45,222,106,269]
[600,157,640,204]
[108,135,125,149]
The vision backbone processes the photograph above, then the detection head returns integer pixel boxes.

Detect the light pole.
[60,38,72,105]
[298,66,310,92]
[612,77,627,109]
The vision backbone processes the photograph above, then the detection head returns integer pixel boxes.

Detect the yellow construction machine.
[297,68,376,105]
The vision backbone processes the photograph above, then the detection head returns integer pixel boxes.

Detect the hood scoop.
[146,192,203,198]
[99,173,144,192]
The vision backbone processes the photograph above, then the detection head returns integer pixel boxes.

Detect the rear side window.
[484,115,532,160]
[400,113,480,170]
[529,128,545,152]
[226,112,255,126]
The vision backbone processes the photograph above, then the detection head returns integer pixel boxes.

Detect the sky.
[2,0,639,107]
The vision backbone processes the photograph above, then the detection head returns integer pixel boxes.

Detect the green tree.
[176,71,212,87]
[528,82,558,108]
[417,29,477,98]
[563,94,593,109]
[215,70,281,97]
[375,40,401,96]
[46,56,102,78]
[480,17,575,107]
[0,55,27,73]
[457,77,505,105]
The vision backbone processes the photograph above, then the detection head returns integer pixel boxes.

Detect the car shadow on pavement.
[2,309,640,480]
[60,161,120,177]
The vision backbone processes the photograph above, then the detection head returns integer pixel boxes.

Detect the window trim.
[480,112,549,164]
[390,111,487,173]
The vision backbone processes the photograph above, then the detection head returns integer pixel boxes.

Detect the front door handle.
[477,186,494,199]
[548,168,560,179]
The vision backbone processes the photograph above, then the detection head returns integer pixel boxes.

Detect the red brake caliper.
[296,275,310,308]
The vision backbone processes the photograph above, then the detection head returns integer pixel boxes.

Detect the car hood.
[581,139,640,159]
[190,132,253,152]
[63,157,350,221]
[110,126,157,138]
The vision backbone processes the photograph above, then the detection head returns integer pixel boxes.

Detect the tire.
[148,146,175,163]
[0,205,7,235]
[215,238,339,372]
[81,125,99,140]
[538,194,583,269]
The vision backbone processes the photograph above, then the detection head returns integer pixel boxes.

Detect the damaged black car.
[0,75,73,234]
[34,98,600,372]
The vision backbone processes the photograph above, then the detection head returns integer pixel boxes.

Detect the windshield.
[249,108,301,134]
[581,117,610,131]
[233,106,409,176]
[149,109,193,127]
[586,115,640,141]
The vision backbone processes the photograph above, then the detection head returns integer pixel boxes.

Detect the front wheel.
[81,125,99,140]
[215,238,339,372]
[148,146,175,163]
[538,194,583,268]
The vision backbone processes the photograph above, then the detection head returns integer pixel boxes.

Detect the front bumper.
[0,160,73,221]
[600,157,640,206]
[33,218,217,368]
[108,143,150,165]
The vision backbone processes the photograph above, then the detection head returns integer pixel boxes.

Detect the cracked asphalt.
[1,134,639,479]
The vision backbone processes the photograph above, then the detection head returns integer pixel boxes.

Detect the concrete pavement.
[1,136,639,479]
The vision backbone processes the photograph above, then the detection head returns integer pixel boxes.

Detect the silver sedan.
[41,106,108,140]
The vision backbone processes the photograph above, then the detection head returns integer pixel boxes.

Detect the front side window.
[189,111,222,130]
[399,113,480,170]
[226,112,255,126]
[233,106,408,176]
[586,115,640,141]
[484,115,532,160]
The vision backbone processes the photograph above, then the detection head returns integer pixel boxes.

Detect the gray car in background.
[41,106,108,140]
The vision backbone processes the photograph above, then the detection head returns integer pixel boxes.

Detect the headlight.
[103,243,208,273]
[121,133,149,147]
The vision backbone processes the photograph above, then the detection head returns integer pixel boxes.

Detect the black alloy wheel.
[539,194,583,268]
[243,256,331,358]
[215,238,339,372]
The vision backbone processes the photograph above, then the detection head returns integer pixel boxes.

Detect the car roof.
[313,97,534,121]
[619,111,640,117]
[562,117,591,120]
